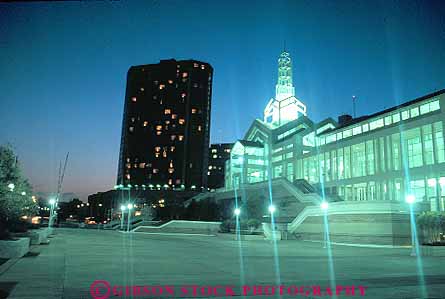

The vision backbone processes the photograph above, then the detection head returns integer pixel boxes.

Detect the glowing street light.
[320,201,329,210]
[268,204,276,214]
[127,203,133,232]
[405,194,417,256]
[405,194,415,204]
[120,205,126,230]
[234,208,241,217]
[21,191,26,196]
[7,183,15,191]
[49,198,56,205]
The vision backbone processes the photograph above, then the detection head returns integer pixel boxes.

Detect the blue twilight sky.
[1,0,444,200]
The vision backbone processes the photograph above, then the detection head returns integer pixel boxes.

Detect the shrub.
[417,211,445,244]
[247,219,261,233]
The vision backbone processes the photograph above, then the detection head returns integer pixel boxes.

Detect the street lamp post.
[405,194,416,256]
[127,203,133,232]
[48,198,56,229]
[320,201,329,248]
[234,208,241,240]
[120,205,126,230]
[268,204,277,240]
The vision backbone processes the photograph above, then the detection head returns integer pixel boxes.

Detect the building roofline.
[321,88,444,134]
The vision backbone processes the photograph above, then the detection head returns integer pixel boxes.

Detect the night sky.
[1,0,444,201]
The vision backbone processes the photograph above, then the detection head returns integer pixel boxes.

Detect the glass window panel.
[370,118,384,130]
[353,126,362,135]
[287,163,293,182]
[406,128,423,168]
[420,103,430,115]
[434,121,444,163]
[384,116,392,126]
[366,140,375,175]
[336,132,343,140]
[392,133,401,170]
[380,137,386,172]
[337,148,344,180]
[362,123,369,132]
[422,125,434,165]
[410,179,425,202]
[343,129,352,138]
[430,100,440,111]
[392,113,400,123]
[410,107,419,118]
[327,134,336,143]
[402,110,409,120]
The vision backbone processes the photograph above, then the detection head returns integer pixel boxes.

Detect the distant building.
[117,59,213,191]
[207,143,233,191]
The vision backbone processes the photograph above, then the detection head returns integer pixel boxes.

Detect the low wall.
[133,220,221,235]
[289,202,413,246]
[0,237,30,259]
[12,229,49,245]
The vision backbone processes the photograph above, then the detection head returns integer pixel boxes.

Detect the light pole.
[405,194,417,256]
[320,201,329,248]
[234,208,241,240]
[48,198,56,229]
[120,205,126,230]
[127,203,133,232]
[268,204,277,240]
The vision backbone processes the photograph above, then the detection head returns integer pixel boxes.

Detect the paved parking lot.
[0,228,444,299]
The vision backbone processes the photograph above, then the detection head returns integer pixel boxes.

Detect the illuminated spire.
[275,51,295,101]
[264,50,307,127]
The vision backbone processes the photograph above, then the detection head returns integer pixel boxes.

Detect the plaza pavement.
[0,228,444,299]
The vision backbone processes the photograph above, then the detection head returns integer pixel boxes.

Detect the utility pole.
[352,95,357,118]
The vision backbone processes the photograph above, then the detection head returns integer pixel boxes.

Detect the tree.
[0,145,38,239]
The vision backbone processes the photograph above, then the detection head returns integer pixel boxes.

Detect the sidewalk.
[0,235,66,298]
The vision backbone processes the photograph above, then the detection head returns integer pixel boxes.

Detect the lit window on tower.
[182,72,188,78]
[179,119,185,125]
[178,135,184,141]
[159,84,165,90]
[131,97,137,102]
[143,121,148,127]
[191,108,197,114]
[164,109,171,115]
[172,114,177,119]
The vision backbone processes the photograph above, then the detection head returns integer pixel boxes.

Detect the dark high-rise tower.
[117,59,213,191]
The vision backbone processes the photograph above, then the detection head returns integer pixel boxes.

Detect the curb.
[0,258,20,276]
